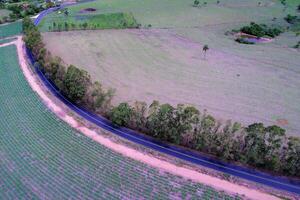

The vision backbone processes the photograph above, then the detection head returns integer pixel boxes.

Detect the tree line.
[23,17,115,115]
[23,17,300,177]
[239,22,283,38]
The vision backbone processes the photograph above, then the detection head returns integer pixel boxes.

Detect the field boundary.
[27,4,300,195]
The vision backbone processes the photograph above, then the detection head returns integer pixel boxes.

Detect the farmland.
[42,0,300,135]
[0,44,240,199]
[40,12,139,32]
[0,21,22,38]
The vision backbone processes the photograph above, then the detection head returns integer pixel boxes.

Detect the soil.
[276,118,289,126]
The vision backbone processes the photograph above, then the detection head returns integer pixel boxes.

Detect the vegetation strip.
[45,12,139,32]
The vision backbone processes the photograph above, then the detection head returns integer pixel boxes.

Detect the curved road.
[29,5,300,194]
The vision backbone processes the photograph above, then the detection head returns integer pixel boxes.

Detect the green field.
[0,21,22,38]
[0,44,240,199]
[42,0,300,135]
[39,11,138,31]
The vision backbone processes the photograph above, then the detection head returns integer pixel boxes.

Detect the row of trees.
[294,41,300,49]
[23,18,300,177]
[240,22,283,38]
[285,14,300,25]
[23,17,115,115]
[48,22,105,32]
[110,102,300,176]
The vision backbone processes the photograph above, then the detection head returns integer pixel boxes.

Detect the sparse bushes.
[110,103,133,126]
[285,14,300,24]
[284,14,300,32]
[63,65,90,102]
[280,0,286,6]
[239,22,283,38]
[0,3,5,9]
[193,0,208,8]
[23,18,300,178]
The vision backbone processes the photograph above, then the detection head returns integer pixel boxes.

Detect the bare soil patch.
[276,118,289,126]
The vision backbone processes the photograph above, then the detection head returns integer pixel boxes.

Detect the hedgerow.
[239,22,283,38]
[46,12,140,32]
[23,17,300,177]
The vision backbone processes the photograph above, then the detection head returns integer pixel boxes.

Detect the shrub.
[85,81,115,114]
[63,65,90,102]
[109,103,133,126]
[239,22,282,38]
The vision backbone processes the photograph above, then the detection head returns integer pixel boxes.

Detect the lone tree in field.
[194,0,200,7]
[203,44,209,59]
